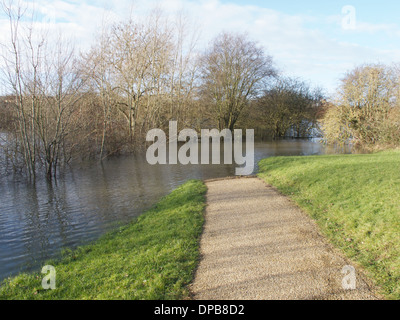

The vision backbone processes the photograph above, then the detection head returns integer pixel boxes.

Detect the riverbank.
[258,150,400,299]
[2,150,397,300]
[0,180,206,299]
[0,138,349,281]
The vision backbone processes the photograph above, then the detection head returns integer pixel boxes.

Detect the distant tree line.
[11,3,399,180]
[0,3,324,180]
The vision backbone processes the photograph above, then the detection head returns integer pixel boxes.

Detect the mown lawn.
[258,150,400,299]
[0,179,207,300]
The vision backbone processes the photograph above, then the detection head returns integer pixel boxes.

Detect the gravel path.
[191,177,380,300]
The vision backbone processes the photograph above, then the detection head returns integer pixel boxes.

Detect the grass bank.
[258,150,400,299]
[0,180,207,300]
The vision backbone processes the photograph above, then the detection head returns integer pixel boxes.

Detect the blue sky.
[222,0,400,24]
[1,0,400,96]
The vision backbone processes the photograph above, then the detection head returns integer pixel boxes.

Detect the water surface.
[0,139,353,280]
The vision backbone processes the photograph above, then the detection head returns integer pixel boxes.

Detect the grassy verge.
[0,179,207,300]
[258,150,400,300]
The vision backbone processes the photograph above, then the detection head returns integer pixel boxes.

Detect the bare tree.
[322,63,399,148]
[1,1,85,180]
[39,39,85,179]
[200,32,276,131]
[80,22,117,160]
[107,14,176,144]
[167,11,201,128]
[82,9,201,147]
[1,0,42,180]
[255,77,323,138]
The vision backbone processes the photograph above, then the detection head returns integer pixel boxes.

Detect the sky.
[1,0,400,96]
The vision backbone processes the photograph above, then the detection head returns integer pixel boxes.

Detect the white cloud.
[1,0,400,95]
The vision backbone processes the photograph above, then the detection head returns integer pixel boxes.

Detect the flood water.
[0,139,353,281]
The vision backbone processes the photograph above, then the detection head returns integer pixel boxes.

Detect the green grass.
[258,150,400,299]
[0,179,207,300]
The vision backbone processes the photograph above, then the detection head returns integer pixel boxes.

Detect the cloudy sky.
[1,0,400,95]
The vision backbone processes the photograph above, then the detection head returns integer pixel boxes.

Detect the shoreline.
[0,180,207,300]
[1,150,398,300]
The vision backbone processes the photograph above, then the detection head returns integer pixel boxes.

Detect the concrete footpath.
[191,177,380,300]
